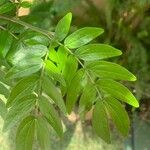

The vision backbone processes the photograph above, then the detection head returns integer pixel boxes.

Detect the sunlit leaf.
[64,27,104,49]
[55,12,72,41]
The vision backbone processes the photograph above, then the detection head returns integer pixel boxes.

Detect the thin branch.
[0,15,54,39]
[63,45,102,99]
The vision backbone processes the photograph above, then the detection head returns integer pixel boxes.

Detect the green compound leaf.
[64,27,104,49]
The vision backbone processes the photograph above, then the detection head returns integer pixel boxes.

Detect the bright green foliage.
[0,8,139,148]
[75,44,122,61]
[55,12,72,41]
[64,27,104,48]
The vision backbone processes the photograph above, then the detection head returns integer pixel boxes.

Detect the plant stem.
[63,45,102,99]
[0,15,54,39]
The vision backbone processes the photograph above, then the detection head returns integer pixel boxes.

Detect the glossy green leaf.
[66,69,86,114]
[0,30,13,58]
[38,96,63,137]
[97,79,139,107]
[42,76,66,114]
[6,42,47,65]
[75,44,122,61]
[92,101,111,143]
[16,116,36,150]
[36,117,51,150]
[86,61,136,81]
[104,97,130,136]
[64,27,104,49]
[79,82,96,113]
[3,94,36,132]
[7,75,38,107]
[55,12,72,41]
[0,2,15,14]
[0,99,7,119]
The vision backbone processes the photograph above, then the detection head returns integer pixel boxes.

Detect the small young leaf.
[64,27,104,49]
[16,116,36,150]
[104,97,130,136]
[0,99,7,119]
[42,76,66,114]
[0,2,15,14]
[86,61,136,81]
[36,117,51,150]
[75,44,122,61]
[66,69,86,114]
[92,101,111,143]
[38,96,63,137]
[55,12,72,41]
[97,79,139,107]
[7,75,38,107]
[3,94,36,132]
